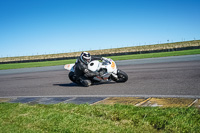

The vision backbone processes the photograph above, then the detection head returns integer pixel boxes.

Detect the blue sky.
[0,0,200,57]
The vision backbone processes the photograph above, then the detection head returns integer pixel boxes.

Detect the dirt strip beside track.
[0,97,199,108]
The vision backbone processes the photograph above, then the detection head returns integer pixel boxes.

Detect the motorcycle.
[64,57,128,86]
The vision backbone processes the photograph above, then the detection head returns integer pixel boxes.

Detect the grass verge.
[108,48,200,61]
[0,103,199,132]
[1,40,200,63]
[0,49,200,70]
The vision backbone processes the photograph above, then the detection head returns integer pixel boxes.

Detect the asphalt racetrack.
[0,55,200,98]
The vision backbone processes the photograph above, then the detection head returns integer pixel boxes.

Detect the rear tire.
[68,71,76,83]
[115,69,128,83]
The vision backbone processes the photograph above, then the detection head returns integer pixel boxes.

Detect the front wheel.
[112,69,128,83]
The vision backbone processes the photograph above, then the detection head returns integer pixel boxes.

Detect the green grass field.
[0,103,199,133]
[0,49,200,70]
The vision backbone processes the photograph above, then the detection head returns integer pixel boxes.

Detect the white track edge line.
[1,95,200,99]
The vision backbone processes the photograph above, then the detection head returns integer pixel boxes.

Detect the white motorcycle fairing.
[64,64,75,72]
[88,58,118,82]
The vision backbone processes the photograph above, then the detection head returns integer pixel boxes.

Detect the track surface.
[0,55,200,98]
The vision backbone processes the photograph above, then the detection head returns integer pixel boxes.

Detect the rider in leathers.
[74,52,103,87]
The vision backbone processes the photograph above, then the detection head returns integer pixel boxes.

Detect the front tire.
[115,69,128,83]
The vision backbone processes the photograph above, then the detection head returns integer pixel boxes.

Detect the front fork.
[111,69,119,81]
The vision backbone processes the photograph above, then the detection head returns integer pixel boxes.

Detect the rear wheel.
[115,69,128,83]
[68,71,76,83]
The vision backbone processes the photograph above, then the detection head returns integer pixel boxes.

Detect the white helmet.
[80,52,91,64]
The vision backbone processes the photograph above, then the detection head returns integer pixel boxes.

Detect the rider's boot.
[79,76,92,87]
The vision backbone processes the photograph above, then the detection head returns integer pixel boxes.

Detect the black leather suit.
[74,56,102,85]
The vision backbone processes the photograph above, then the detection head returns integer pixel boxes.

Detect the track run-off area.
[0,54,200,107]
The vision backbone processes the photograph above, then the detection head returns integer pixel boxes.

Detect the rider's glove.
[83,69,89,73]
